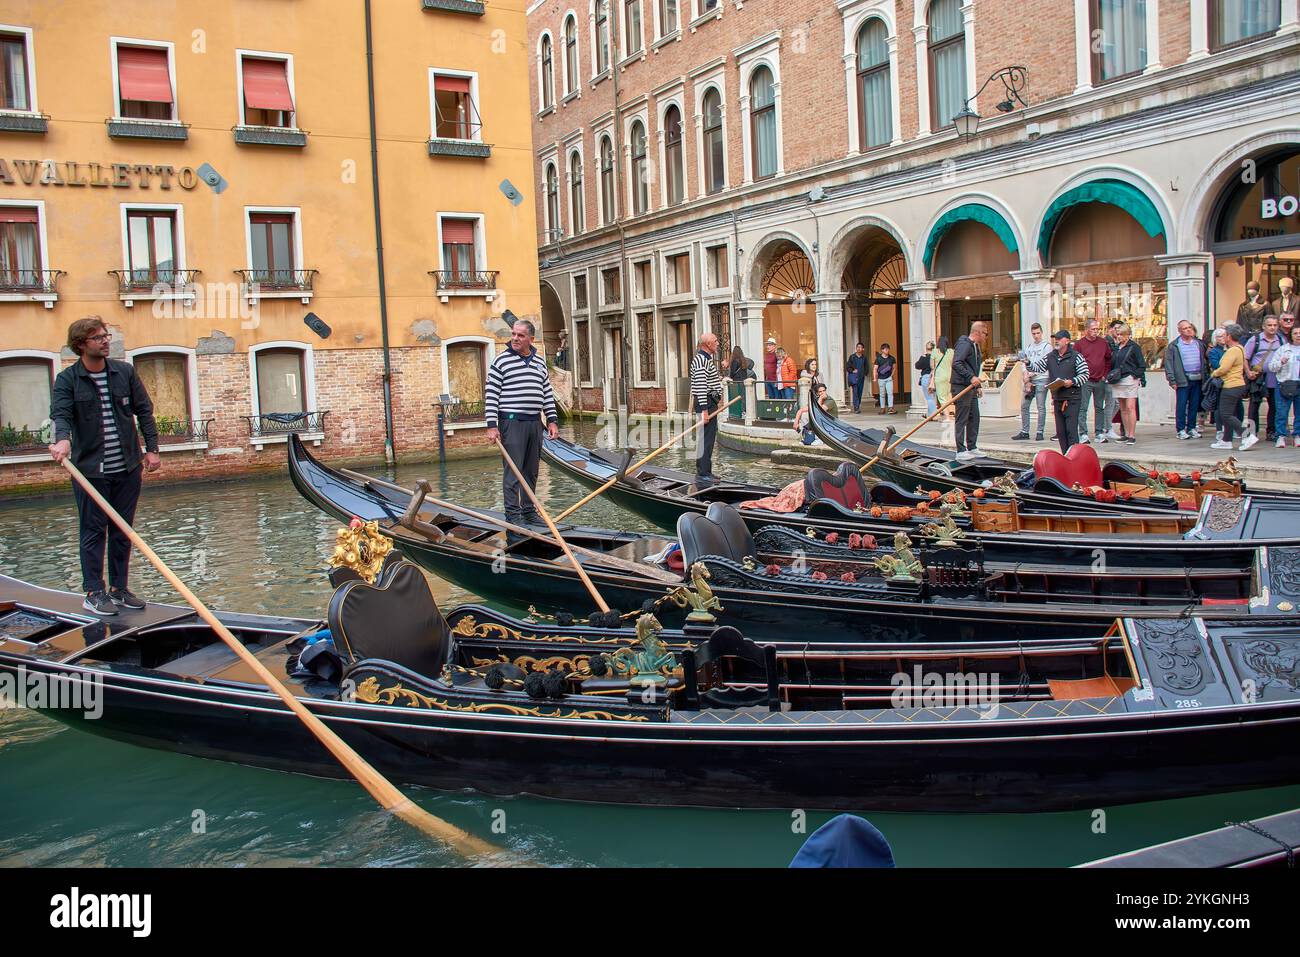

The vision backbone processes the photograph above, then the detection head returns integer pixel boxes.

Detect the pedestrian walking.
[915,342,935,416]
[1026,330,1090,453]
[1165,320,1207,440]
[763,337,779,399]
[775,348,798,399]
[929,337,953,413]
[1210,324,1255,452]
[873,343,896,414]
[845,342,868,413]
[1268,324,1300,447]
[1243,316,1283,442]
[1075,320,1113,444]
[1011,323,1051,441]
[47,317,161,616]
[690,332,724,483]
[950,321,988,460]
[1107,323,1146,445]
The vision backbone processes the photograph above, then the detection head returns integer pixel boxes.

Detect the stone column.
[886,33,903,146]
[843,52,859,154]
[733,299,767,423]
[1072,0,1092,92]
[812,292,849,401]
[912,24,930,137]
[1188,0,1210,60]
[1157,253,1214,335]
[1011,268,1057,343]
[902,280,938,416]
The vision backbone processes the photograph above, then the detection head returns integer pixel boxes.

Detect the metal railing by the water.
[245,411,328,438]
[156,417,215,445]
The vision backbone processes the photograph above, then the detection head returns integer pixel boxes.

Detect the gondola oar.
[858,382,979,474]
[554,393,744,523]
[495,439,612,613]
[57,457,506,860]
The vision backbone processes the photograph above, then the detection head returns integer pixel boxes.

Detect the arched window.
[663,105,684,206]
[928,0,965,128]
[539,35,554,109]
[599,135,615,222]
[856,18,892,149]
[749,66,777,180]
[564,15,580,93]
[1210,0,1280,50]
[545,163,560,239]
[569,151,584,234]
[702,87,724,194]
[630,120,648,215]
[1089,0,1147,84]
[596,1,611,74]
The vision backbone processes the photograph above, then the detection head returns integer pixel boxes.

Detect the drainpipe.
[610,4,632,413]
[364,0,397,465]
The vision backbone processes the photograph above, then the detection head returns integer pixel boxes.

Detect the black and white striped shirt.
[484,346,557,429]
[88,370,126,474]
[689,349,723,413]
[1027,348,1090,390]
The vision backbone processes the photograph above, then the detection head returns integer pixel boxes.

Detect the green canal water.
[1,420,1297,867]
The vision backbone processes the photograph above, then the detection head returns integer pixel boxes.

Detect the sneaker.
[1278,437,1288,448]
[108,587,145,610]
[1215,430,1224,441]
[1104,430,1122,441]
[1121,436,1136,445]
[1209,440,1233,450]
[968,448,987,458]
[1035,433,1044,441]
[955,450,975,461]
[82,592,117,616]
[1240,434,1260,452]
[1010,431,1030,441]
[1078,432,1091,444]
[1177,430,1189,440]
[1293,437,1300,448]
[1190,429,1202,439]
[1095,433,1107,443]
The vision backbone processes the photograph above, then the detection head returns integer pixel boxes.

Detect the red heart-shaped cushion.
[1032,443,1103,489]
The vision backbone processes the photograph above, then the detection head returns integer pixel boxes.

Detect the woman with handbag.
[916,342,936,415]
[1268,324,1300,447]
[929,337,953,415]
[1210,324,1254,452]
[1107,323,1146,445]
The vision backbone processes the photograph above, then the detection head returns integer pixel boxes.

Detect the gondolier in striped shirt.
[485,318,559,528]
[1026,330,1091,453]
[690,332,724,484]
[48,317,160,616]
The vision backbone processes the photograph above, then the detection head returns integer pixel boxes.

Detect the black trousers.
[696,401,718,478]
[1220,385,1247,442]
[499,416,542,523]
[1247,384,1275,436]
[953,391,980,452]
[73,465,142,594]
[1053,395,1080,453]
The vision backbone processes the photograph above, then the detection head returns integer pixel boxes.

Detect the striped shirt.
[689,349,723,413]
[484,346,557,429]
[1027,348,1090,390]
[89,370,126,474]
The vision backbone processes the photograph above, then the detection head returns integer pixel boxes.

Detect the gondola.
[541,435,1300,569]
[1078,808,1300,868]
[4,567,1300,812]
[288,437,1300,645]
[808,397,1294,510]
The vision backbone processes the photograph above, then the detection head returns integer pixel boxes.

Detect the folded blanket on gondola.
[738,479,805,513]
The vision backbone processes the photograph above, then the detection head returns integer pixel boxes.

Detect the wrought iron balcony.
[0,111,49,134]
[235,269,318,293]
[233,125,308,148]
[429,269,499,291]
[421,0,486,15]
[0,269,65,295]
[427,137,491,158]
[0,426,49,456]
[245,411,328,439]
[155,417,214,445]
[436,399,486,424]
[109,268,202,294]
[106,118,189,141]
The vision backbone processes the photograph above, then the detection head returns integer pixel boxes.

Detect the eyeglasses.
[86,333,112,343]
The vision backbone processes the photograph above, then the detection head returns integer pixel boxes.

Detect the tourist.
[1011,323,1051,441]
[929,336,953,415]
[1108,323,1146,445]
[1104,319,1126,439]
[845,342,868,413]
[1075,320,1113,444]
[1205,327,1227,439]
[1026,330,1089,453]
[916,342,936,415]
[47,317,162,616]
[1243,315,1283,442]
[800,357,823,390]
[484,318,560,529]
[1165,320,1207,440]
[1268,324,1300,447]
[775,347,798,399]
[950,321,988,460]
[1210,324,1255,452]
[689,332,724,483]
[793,382,839,445]
[874,343,896,414]
[727,345,750,381]
[763,337,779,398]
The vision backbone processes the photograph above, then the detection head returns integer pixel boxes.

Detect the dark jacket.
[1110,340,1147,386]
[1028,346,1089,403]
[1164,337,1208,387]
[949,335,982,389]
[51,358,158,475]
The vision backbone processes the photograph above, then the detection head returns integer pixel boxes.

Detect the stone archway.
[836,223,911,412]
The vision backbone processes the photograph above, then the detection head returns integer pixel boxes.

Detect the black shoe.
[521,512,544,526]
[83,592,118,616]
[1121,436,1137,445]
[1010,431,1030,441]
[109,587,146,610]
[1035,434,1044,441]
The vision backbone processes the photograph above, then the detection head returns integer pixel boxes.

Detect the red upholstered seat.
[1032,444,1103,489]
[805,463,868,511]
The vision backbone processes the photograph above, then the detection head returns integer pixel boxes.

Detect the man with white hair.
[485,318,559,528]
[690,332,724,483]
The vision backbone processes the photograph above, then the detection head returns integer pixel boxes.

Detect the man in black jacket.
[949,320,988,460]
[48,318,160,616]
[1027,330,1091,453]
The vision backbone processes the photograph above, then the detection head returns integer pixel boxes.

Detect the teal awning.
[922,203,1019,273]
[1037,178,1166,261]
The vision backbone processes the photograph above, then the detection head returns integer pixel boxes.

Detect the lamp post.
[955,66,1029,140]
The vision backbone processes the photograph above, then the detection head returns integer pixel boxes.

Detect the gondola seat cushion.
[804,462,869,511]
[1032,444,1102,490]
[677,508,758,567]
[327,558,451,678]
[705,502,756,558]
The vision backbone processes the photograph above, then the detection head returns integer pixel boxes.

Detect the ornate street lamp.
[955,66,1030,139]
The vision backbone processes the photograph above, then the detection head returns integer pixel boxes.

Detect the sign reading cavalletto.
[0,159,199,189]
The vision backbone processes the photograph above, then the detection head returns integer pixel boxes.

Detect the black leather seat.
[677,505,757,567]
[681,625,780,711]
[327,558,450,678]
[704,502,755,559]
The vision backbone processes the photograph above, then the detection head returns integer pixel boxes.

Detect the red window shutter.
[0,207,38,223]
[243,58,295,112]
[117,46,173,103]
[434,74,471,94]
[441,219,475,244]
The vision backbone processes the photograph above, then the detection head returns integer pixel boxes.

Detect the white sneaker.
[1078,432,1090,443]
[1215,429,1223,441]
[1209,440,1233,450]
[1294,437,1300,447]
[1104,430,1122,440]
[1240,434,1259,452]
[955,450,975,461]
[1277,437,1287,448]
[968,448,987,458]
[1190,429,1202,439]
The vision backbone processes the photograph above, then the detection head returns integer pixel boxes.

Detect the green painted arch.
[922,203,1019,274]
[1037,178,1167,262]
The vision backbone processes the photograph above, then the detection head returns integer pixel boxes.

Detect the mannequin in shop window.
[1237,280,1270,336]
[1273,277,1298,331]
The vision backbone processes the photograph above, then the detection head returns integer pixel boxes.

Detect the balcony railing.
[233,125,309,148]
[437,399,486,424]
[427,136,492,158]
[0,269,65,295]
[245,411,328,439]
[429,269,499,291]
[155,417,214,445]
[106,118,189,141]
[0,426,49,456]
[109,269,202,294]
[235,269,318,293]
[0,111,49,134]
[421,0,486,15]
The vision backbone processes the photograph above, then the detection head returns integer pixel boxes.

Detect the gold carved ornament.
[352,676,648,722]
[329,518,394,584]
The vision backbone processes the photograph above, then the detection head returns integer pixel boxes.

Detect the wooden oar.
[554,393,744,523]
[495,439,612,613]
[58,457,504,860]
[858,382,979,474]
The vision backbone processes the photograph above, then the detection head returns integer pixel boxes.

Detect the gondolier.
[1027,330,1090,452]
[485,318,559,527]
[949,320,988,460]
[47,317,160,616]
[690,332,724,484]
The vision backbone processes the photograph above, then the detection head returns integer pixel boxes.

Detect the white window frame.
[594,124,617,226]
[235,48,298,130]
[735,32,783,185]
[623,106,651,217]
[117,202,190,306]
[537,30,556,113]
[126,345,206,451]
[439,335,497,431]
[590,0,613,82]
[429,67,483,144]
[703,239,732,293]
[0,24,38,114]
[691,59,728,196]
[652,0,682,42]
[571,270,590,315]
[840,1,902,153]
[655,84,687,207]
[0,349,58,463]
[660,244,694,302]
[109,36,178,123]
[598,262,622,310]
[574,316,594,387]
[622,0,646,60]
[690,0,723,29]
[562,11,582,99]
[912,0,975,137]
[242,205,310,303]
[566,141,586,236]
[436,211,493,302]
[631,255,655,304]
[542,159,562,241]
[632,308,660,387]
[0,197,54,306]
[247,341,321,448]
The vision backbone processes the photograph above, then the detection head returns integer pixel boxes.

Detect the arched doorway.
[539,281,566,365]
[753,240,817,393]
[840,225,909,409]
